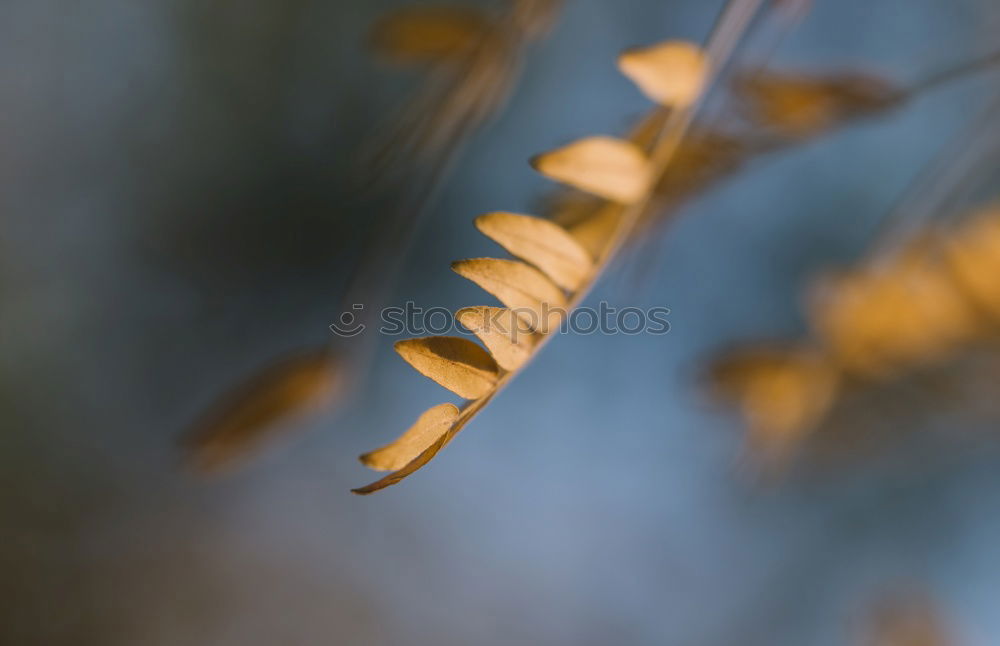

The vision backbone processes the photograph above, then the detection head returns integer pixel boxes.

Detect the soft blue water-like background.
[2,0,1000,644]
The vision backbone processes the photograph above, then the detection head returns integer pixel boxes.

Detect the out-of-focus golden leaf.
[456,306,539,371]
[369,5,493,66]
[811,236,981,379]
[184,349,339,473]
[946,207,1000,321]
[363,0,554,182]
[395,336,499,399]
[618,40,709,108]
[360,403,460,471]
[452,258,568,333]
[867,592,953,646]
[711,204,1000,460]
[710,347,840,456]
[531,136,653,204]
[732,71,903,138]
[475,211,594,290]
[810,270,900,377]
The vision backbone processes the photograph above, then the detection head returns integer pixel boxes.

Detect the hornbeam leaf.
[618,40,709,108]
[395,336,499,398]
[531,136,653,204]
[360,403,460,471]
[452,258,568,333]
[457,306,539,371]
[370,6,493,66]
[475,211,593,290]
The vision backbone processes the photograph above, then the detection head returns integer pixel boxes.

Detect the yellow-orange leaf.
[867,593,953,646]
[452,258,568,333]
[810,235,980,379]
[532,136,653,204]
[359,403,460,471]
[456,306,539,371]
[618,40,709,108]
[711,347,839,456]
[732,71,902,138]
[395,336,499,398]
[946,208,1000,321]
[352,420,460,495]
[475,211,593,290]
[370,6,493,66]
[184,349,339,473]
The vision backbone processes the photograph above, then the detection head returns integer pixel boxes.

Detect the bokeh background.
[3,0,1000,644]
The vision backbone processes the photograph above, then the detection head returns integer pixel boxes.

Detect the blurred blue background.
[2,0,1000,644]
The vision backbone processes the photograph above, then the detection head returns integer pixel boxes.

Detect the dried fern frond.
[354,0,776,493]
[353,33,727,494]
[184,349,340,473]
